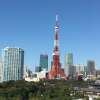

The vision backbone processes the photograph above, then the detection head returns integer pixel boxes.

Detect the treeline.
[0,80,37,100]
[0,80,90,100]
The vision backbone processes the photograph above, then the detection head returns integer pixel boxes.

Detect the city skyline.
[0,0,100,70]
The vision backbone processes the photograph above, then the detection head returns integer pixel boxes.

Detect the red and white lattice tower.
[49,15,65,79]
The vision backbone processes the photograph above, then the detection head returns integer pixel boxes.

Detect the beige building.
[75,64,85,75]
[64,53,74,77]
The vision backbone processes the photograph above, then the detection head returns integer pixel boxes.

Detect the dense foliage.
[0,79,92,100]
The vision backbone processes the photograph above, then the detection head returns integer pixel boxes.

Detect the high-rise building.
[87,60,95,75]
[49,15,65,79]
[64,53,74,78]
[40,54,48,71]
[3,47,24,81]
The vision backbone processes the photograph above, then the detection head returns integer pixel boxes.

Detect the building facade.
[65,53,73,65]
[35,66,41,72]
[96,70,100,78]
[75,64,85,75]
[83,66,88,78]
[23,65,29,79]
[3,47,24,81]
[40,54,48,71]
[87,60,95,75]
[64,53,74,78]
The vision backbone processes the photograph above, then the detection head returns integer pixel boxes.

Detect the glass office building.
[3,47,24,81]
[40,54,48,71]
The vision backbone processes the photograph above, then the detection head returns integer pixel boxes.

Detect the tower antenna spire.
[56,14,58,22]
[55,14,59,32]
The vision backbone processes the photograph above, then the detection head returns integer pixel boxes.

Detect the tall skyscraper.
[87,60,95,75]
[49,15,65,79]
[40,54,48,71]
[64,53,74,78]
[3,47,24,81]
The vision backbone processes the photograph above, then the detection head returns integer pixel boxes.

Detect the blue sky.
[0,0,100,70]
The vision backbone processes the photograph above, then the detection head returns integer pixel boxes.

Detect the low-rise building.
[25,69,48,82]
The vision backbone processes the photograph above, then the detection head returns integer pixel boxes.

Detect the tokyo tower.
[49,15,65,79]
